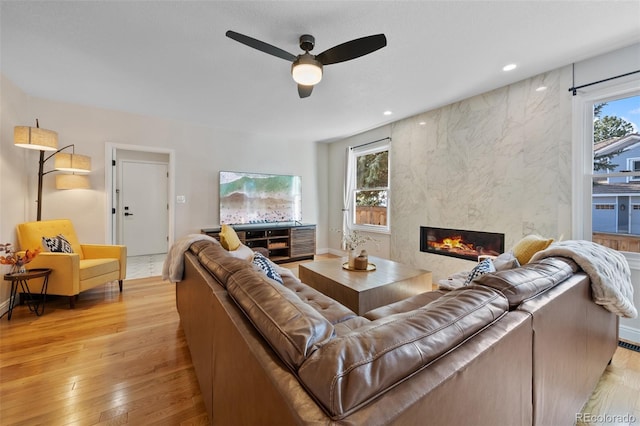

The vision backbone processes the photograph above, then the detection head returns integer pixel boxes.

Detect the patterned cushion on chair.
[42,234,74,253]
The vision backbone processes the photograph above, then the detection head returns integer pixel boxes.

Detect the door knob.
[124,212,134,216]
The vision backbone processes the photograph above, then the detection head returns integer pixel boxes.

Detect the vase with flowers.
[1,243,41,274]
[337,229,377,269]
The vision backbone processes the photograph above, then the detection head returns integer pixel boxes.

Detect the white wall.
[0,75,30,313]
[326,125,392,259]
[1,88,320,243]
[325,44,640,342]
[0,74,324,314]
[327,66,573,282]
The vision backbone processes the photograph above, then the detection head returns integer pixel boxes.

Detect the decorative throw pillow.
[252,252,283,284]
[219,224,241,251]
[492,251,521,271]
[42,234,73,253]
[464,257,496,285]
[511,235,553,265]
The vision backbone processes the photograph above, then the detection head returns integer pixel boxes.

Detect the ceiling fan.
[225,30,387,98]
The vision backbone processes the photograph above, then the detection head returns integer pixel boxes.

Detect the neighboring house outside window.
[592,133,640,237]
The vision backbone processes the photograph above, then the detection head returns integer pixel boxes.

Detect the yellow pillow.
[512,235,553,264]
[219,225,241,251]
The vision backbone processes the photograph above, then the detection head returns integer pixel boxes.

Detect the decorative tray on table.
[342,263,376,272]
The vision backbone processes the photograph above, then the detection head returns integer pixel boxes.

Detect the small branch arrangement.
[0,243,40,272]
[334,229,378,251]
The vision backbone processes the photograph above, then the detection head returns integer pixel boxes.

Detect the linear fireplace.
[420,226,505,261]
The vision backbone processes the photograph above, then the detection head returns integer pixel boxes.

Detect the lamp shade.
[54,153,91,173]
[291,55,323,86]
[55,174,91,190]
[14,126,58,151]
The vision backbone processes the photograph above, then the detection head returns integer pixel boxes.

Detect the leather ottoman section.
[298,285,509,419]
[226,268,335,370]
[363,289,447,320]
[475,256,578,309]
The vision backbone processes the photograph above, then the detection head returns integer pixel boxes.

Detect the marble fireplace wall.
[390,66,573,282]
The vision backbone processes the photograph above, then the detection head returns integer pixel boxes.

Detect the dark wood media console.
[201,223,316,264]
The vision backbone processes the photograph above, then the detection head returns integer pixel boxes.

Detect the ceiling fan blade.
[226,30,297,62]
[316,34,387,65]
[298,84,313,98]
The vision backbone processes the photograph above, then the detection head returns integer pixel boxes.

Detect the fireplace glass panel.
[420,227,505,261]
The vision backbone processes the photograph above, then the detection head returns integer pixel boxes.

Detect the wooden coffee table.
[298,256,432,315]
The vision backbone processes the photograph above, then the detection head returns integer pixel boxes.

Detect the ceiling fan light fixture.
[292,55,323,86]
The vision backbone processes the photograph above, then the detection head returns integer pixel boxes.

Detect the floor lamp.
[14,120,92,221]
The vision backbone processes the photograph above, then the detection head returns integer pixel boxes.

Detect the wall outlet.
[176,195,186,204]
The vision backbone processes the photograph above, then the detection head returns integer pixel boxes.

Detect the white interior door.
[121,160,169,256]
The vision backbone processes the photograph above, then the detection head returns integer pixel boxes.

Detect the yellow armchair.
[16,219,127,308]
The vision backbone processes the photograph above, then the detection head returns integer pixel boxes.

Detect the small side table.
[3,268,52,320]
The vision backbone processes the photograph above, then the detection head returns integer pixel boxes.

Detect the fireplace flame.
[433,236,473,251]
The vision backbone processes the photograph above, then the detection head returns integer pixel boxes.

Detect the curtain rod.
[568,64,640,96]
[350,137,391,150]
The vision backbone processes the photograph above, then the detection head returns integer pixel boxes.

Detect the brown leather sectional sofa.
[175,239,618,425]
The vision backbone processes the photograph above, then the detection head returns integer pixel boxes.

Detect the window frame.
[350,141,391,234]
[628,158,640,182]
[572,79,640,266]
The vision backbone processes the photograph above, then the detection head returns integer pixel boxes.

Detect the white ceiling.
[2,1,639,143]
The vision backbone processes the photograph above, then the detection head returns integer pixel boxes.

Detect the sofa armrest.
[81,244,127,280]
[23,252,81,295]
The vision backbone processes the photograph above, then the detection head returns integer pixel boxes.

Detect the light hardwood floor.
[1,272,638,425]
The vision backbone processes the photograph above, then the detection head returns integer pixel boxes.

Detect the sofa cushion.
[252,252,283,284]
[17,219,85,259]
[226,243,255,261]
[227,268,335,370]
[492,251,520,271]
[298,285,508,419]
[42,234,73,253]
[475,257,578,309]
[512,234,553,264]
[79,258,120,280]
[219,224,241,251]
[192,240,251,287]
[464,257,496,285]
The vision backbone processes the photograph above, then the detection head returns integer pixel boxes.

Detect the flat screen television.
[219,171,302,225]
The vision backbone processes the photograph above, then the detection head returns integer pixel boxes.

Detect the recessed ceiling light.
[419,121,426,126]
[535,86,547,92]
[503,64,517,71]
[383,110,393,116]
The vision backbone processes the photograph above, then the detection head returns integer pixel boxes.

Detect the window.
[573,80,640,258]
[628,158,640,182]
[594,204,615,210]
[351,142,390,231]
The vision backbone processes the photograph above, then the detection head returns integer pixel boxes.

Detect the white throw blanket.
[162,234,219,282]
[530,240,637,318]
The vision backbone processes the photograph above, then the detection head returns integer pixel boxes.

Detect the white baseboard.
[328,248,346,257]
[619,324,640,344]
[0,297,10,318]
